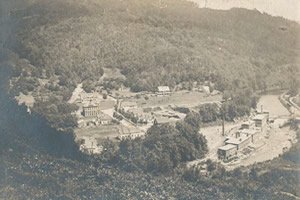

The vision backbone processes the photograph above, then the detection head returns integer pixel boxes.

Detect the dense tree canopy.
[7,0,300,95]
[115,120,207,173]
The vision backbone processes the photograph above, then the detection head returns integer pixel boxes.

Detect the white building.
[202,86,210,94]
[79,137,103,154]
[157,86,171,95]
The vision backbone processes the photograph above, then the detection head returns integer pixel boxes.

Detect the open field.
[75,124,142,141]
[75,125,120,138]
[124,90,222,108]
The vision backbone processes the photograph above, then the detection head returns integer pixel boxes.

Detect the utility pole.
[222,108,225,136]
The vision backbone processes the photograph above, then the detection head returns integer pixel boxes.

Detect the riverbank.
[188,93,298,170]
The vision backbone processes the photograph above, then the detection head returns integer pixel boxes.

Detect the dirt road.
[188,94,297,169]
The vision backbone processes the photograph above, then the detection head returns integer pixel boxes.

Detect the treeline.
[33,95,79,131]
[186,88,258,123]
[102,113,207,174]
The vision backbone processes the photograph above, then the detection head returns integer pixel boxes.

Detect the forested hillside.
[6,0,300,95]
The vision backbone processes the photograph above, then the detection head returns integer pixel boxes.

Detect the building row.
[218,113,269,161]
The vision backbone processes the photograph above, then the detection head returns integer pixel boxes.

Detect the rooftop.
[83,104,99,108]
[253,114,268,121]
[241,121,254,125]
[225,135,250,145]
[239,129,259,135]
[218,144,237,151]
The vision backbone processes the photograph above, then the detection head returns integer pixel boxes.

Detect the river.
[257,94,290,118]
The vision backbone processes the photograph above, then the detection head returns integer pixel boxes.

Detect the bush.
[199,103,220,123]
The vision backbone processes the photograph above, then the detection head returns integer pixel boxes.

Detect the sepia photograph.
[0,0,299,199]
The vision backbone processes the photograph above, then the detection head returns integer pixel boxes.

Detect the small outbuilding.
[202,86,210,94]
[253,114,268,131]
[240,121,254,130]
[157,86,171,95]
[237,129,260,143]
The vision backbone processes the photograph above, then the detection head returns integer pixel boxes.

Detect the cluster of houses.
[74,91,115,128]
[218,112,269,161]
[157,85,220,95]
[75,84,220,155]
[78,103,112,128]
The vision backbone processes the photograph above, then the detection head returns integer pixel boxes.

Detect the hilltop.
[6,0,300,94]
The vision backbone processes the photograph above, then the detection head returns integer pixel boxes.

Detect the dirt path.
[68,83,83,104]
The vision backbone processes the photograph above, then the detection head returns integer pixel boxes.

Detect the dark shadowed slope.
[0,60,82,158]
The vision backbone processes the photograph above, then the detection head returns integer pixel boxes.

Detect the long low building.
[225,135,252,150]
[237,129,260,143]
[240,121,255,130]
[83,104,101,117]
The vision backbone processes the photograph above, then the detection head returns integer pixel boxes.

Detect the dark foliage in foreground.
[114,121,207,173]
